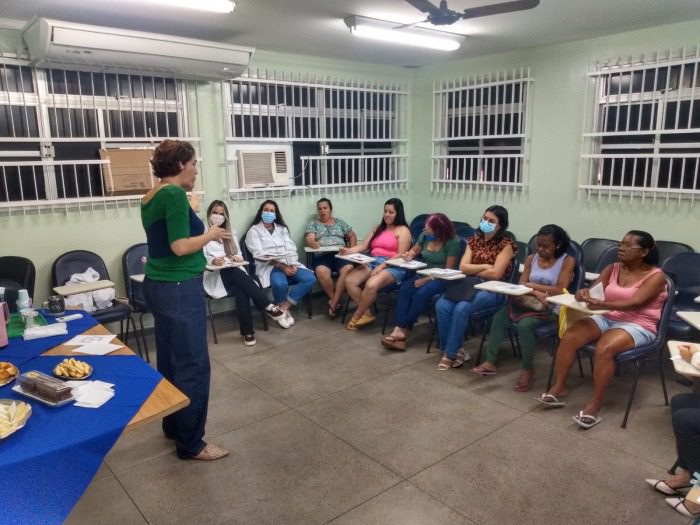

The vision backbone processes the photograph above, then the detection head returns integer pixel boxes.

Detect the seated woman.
[245,200,316,325]
[304,197,357,318]
[472,224,575,391]
[435,205,515,371]
[340,197,411,330]
[381,213,460,351]
[646,343,700,519]
[202,201,290,345]
[540,230,668,429]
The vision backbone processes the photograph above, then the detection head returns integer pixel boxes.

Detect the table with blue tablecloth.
[0,312,189,524]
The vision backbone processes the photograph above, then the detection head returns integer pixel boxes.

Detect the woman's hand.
[212,257,225,266]
[401,250,414,261]
[308,239,321,249]
[583,297,607,310]
[231,255,244,263]
[679,344,698,363]
[532,290,548,304]
[282,263,297,276]
[575,288,590,302]
[370,263,386,277]
[208,225,232,242]
[339,246,350,255]
[414,277,429,288]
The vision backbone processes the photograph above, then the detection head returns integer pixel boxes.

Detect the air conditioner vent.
[237,149,290,188]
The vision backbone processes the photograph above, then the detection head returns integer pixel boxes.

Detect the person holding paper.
[381,213,460,351]
[303,198,357,318]
[646,343,700,519]
[472,224,575,391]
[245,200,316,324]
[203,200,291,346]
[540,230,668,429]
[341,198,411,330]
[435,205,515,371]
[141,139,230,461]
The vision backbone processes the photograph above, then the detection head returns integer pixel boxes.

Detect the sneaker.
[243,334,256,346]
[284,311,295,326]
[267,306,290,329]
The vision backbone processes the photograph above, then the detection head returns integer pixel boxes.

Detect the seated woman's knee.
[315,265,331,279]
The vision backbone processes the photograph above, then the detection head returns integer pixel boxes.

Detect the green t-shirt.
[141,184,206,282]
[304,218,353,246]
[416,233,461,269]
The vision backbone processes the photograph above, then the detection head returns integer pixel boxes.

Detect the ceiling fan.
[403,0,540,26]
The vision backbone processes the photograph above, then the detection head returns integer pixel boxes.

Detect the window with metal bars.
[223,72,408,197]
[431,69,532,192]
[0,58,195,211]
[581,47,700,203]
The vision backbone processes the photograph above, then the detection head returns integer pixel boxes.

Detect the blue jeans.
[144,275,210,459]
[394,274,446,329]
[269,267,317,305]
[436,290,502,359]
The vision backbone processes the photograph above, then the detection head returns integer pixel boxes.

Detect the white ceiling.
[1,0,700,67]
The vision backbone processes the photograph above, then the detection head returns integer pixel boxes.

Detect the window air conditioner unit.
[238,148,291,188]
[21,18,254,81]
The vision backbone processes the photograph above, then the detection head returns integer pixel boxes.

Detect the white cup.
[17,289,31,310]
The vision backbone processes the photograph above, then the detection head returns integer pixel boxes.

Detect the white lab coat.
[202,230,247,299]
[244,222,306,288]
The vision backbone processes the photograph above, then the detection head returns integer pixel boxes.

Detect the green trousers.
[484,305,553,370]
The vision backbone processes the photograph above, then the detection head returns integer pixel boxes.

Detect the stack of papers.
[68,380,115,408]
[23,323,68,340]
[64,334,123,355]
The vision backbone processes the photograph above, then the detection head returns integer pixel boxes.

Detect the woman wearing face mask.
[340,197,412,330]
[304,197,357,318]
[381,213,461,351]
[472,224,575,391]
[245,200,316,323]
[435,205,515,371]
[203,201,291,345]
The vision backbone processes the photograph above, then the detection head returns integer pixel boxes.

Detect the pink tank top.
[604,263,667,334]
[370,229,399,258]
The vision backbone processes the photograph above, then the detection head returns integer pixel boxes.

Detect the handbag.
[443,275,482,302]
[508,294,549,322]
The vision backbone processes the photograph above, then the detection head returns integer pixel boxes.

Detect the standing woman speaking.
[142,140,231,461]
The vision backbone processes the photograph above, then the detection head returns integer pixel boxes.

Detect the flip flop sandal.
[354,313,377,328]
[514,374,536,392]
[471,365,497,376]
[536,393,566,407]
[328,302,342,319]
[451,349,468,368]
[438,355,453,371]
[573,411,602,429]
[381,336,406,351]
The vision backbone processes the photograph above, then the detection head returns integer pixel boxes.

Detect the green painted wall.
[2,19,700,308]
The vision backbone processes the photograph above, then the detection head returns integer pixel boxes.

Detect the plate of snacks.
[0,362,20,387]
[53,358,93,380]
[0,399,32,439]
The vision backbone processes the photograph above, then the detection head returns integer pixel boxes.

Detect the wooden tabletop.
[42,324,189,432]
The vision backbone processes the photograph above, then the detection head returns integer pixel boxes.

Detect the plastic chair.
[662,252,700,340]
[580,238,617,274]
[656,240,694,266]
[576,274,675,428]
[121,243,150,361]
[51,250,131,340]
[409,214,429,243]
[453,222,475,240]
[0,256,36,313]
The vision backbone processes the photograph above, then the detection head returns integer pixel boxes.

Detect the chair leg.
[306,292,312,319]
[659,348,669,406]
[475,328,488,365]
[621,361,644,429]
[207,298,218,344]
[426,322,436,353]
[341,296,351,324]
[546,347,556,392]
[668,458,680,475]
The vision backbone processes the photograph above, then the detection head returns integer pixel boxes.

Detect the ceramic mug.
[43,295,66,316]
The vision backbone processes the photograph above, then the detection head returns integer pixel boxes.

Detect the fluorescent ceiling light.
[141,0,235,13]
[344,15,462,52]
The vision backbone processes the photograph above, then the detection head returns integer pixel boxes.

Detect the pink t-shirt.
[370,229,399,258]
[604,263,667,334]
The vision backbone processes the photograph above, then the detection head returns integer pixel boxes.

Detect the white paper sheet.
[72,342,123,356]
[70,380,115,408]
[64,334,116,346]
[589,282,605,301]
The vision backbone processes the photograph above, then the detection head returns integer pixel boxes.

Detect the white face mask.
[209,213,225,226]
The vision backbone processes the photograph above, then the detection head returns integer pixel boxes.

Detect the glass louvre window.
[432,69,532,192]
[224,71,408,196]
[0,58,195,211]
[581,47,700,203]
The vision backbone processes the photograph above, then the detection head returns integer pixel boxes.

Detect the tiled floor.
[67,299,694,524]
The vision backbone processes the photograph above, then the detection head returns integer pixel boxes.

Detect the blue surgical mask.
[479,220,496,234]
[423,233,437,241]
[261,211,276,224]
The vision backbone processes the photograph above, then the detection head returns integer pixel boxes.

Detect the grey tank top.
[530,253,567,286]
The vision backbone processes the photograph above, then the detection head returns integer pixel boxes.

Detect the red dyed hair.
[426,213,456,243]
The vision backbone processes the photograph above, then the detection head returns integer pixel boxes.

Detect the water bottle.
[0,287,8,348]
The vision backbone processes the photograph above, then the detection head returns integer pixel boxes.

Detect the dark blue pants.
[671,393,700,475]
[393,273,446,329]
[144,275,210,458]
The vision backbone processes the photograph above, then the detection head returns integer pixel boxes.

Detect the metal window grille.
[580,45,700,205]
[431,69,532,193]
[223,70,408,198]
[0,54,200,215]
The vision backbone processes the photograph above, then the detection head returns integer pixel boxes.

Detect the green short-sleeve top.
[304,218,353,247]
[416,233,461,269]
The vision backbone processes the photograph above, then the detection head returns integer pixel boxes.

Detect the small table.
[53,280,114,296]
[677,311,700,331]
[695,296,700,304]
[417,268,465,280]
[304,245,341,267]
[474,281,533,296]
[130,273,145,283]
[545,294,611,314]
[585,272,600,282]
[335,253,376,264]
[385,258,427,270]
[205,261,248,272]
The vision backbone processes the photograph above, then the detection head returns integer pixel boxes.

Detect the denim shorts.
[368,256,406,286]
[589,315,655,347]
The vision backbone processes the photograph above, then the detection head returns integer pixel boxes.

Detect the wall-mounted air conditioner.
[21,18,254,81]
[237,147,292,188]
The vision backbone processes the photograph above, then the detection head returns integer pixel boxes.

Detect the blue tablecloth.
[0,354,164,524]
[0,310,98,360]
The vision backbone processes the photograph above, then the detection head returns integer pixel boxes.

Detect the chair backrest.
[652,274,676,344]
[0,256,36,297]
[238,233,258,278]
[656,240,694,266]
[661,252,700,309]
[569,258,585,294]
[515,241,530,267]
[52,250,111,287]
[454,222,475,240]
[580,238,618,273]
[122,243,148,311]
[409,214,429,243]
[529,235,583,264]
[593,245,619,274]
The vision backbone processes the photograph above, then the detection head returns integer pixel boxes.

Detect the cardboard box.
[100,148,156,196]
